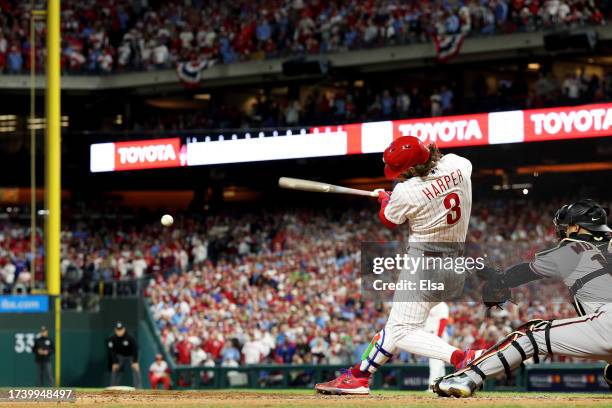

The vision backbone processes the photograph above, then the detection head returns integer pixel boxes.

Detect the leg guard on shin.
[359,329,395,374]
[441,319,552,381]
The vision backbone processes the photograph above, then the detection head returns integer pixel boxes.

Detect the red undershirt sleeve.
[437,318,448,337]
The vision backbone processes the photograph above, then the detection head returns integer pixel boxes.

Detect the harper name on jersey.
[421,169,464,201]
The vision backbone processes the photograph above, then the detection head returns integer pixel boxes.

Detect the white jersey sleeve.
[383,183,411,225]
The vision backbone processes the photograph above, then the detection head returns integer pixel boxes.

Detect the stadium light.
[194,93,211,100]
[527,63,540,71]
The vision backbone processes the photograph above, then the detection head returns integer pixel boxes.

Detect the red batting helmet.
[383,136,430,179]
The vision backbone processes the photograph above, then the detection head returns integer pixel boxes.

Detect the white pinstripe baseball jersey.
[383,153,472,243]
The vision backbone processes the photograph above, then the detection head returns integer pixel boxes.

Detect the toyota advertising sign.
[90,103,612,173]
[90,138,185,172]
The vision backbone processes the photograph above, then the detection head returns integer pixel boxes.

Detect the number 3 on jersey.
[444,192,461,225]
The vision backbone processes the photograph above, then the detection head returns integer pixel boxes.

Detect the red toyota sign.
[114,138,182,171]
[524,104,612,142]
[393,112,489,148]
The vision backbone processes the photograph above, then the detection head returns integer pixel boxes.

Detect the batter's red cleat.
[314,369,370,395]
[454,349,485,370]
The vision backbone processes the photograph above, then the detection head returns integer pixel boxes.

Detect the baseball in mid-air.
[160,214,174,227]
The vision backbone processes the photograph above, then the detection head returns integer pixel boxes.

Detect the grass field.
[8,389,611,408]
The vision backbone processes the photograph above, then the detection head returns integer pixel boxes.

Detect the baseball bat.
[278,177,379,198]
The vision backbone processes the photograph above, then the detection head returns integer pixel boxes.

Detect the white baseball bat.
[278,177,379,198]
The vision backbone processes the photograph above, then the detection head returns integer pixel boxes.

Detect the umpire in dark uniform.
[107,322,142,388]
[33,326,54,387]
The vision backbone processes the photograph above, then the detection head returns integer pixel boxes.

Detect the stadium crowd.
[3,196,605,368]
[0,201,609,366]
[0,0,609,390]
[0,0,607,74]
[146,199,587,368]
[135,66,612,132]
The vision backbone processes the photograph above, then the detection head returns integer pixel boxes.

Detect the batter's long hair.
[401,143,442,179]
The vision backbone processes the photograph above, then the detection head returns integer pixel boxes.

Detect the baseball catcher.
[433,199,612,397]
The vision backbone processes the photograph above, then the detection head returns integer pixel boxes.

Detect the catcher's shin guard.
[440,319,551,382]
[359,329,395,374]
[433,320,551,397]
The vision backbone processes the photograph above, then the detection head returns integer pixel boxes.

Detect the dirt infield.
[14,389,612,408]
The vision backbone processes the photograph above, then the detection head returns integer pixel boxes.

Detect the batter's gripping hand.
[376,190,391,205]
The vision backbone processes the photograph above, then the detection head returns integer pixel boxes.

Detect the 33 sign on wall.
[14,333,36,353]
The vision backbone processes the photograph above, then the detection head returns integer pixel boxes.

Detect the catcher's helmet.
[553,199,612,238]
[383,136,430,180]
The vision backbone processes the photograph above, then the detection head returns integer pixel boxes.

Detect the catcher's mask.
[554,199,612,240]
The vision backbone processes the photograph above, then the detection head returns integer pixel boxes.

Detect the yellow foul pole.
[30,5,36,291]
[45,0,61,387]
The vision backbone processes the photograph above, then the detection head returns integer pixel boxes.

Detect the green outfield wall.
[0,297,158,387]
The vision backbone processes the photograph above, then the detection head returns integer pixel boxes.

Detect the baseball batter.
[315,136,479,395]
[434,199,612,397]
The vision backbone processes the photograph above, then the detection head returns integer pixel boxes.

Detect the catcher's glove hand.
[482,277,511,309]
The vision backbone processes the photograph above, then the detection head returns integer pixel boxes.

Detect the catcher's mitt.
[481,277,511,309]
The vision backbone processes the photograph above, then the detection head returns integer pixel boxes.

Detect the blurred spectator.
[124,66,612,132]
[563,72,581,101]
[395,87,411,116]
[440,85,454,113]
[431,89,443,116]
[381,90,394,118]
[149,354,171,390]
[7,45,23,73]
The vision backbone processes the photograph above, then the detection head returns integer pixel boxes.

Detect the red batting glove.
[377,190,391,205]
[377,190,396,229]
